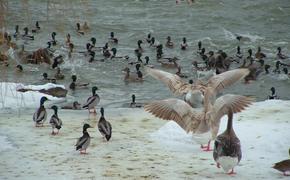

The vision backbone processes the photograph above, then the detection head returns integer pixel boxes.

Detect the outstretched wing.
[144,98,202,133]
[210,94,254,138]
[144,66,192,96]
[207,68,250,94]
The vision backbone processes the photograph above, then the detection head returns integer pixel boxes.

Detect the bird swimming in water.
[213,108,242,175]
[75,124,92,154]
[82,86,100,114]
[98,107,112,141]
[272,149,290,176]
[49,105,62,135]
[33,96,48,127]
[130,94,143,108]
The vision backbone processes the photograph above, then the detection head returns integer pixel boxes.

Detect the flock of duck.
[0,20,289,176]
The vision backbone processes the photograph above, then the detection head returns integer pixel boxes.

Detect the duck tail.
[105,135,111,141]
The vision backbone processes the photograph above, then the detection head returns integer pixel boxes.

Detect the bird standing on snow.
[49,105,62,135]
[82,86,100,114]
[75,124,92,154]
[33,96,48,127]
[213,108,242,175]
[98,107,112,141]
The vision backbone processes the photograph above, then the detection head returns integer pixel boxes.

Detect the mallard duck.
[144,95,253,151]
[61,101,81,110]
[236,46,243,60]
[54,67,65,80]
[49,105,62,135]
[272,149,290,176]
[76,23,85,35]
[123,67,143,82]
[33,96,48,127]
[213,108,242,174]
[180,37,188,50]
[69,75,89,90]
[268,87,278,100]
[277,47,288,60]
[134,40,144,54]
[109,32,118,44]
[144,66,251,109]
[130,94,143,108]
[75,124,92,154]
[158,57,179,69]
[255,46,266,60]
[31,21,41,33]
[82,86,100,114]
[165,36,174,48]
[98,107,112,141]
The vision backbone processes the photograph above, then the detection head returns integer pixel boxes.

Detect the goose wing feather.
[144,98,202,133]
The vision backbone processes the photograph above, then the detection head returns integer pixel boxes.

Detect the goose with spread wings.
[144,66,251,108]
[144,94,253,151]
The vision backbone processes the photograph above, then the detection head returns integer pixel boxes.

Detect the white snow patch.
[0,135,14,152]
[0,82,65,109]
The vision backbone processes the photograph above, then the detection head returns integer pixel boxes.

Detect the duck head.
[76,23,81,30]
[47,42,51,48]
[264,64,270,74]
[277,47,281,53]
[86,43,92,51]
[248,49,252,57]
[91,37,96,46]
[111,48,117,56]
[51,105,58,115]
[40,96,48,105]
[167,36,171,42]
[282,68,288,74]
[73,101,81,109]
[83,123,92,131]
[131,94,136,103]
[188,79,194,84]
[43,73,48,80]
[145,56,149,65]
[16,64,23,72]
[137,40,143,47]
[92,86,98,95]
[110,32,114,38]
[198,41,202,49]
[270,87,276,95]
[72,75,77,82]
[257,46,261,53]
[237,46,241,53]
[150,37,155,45]
[182,37,186,43]
[23,27,28,35]
[100,107,104,117]
[201,48,205,54]
[36,21,40,29]
[147,33,151,39]
[51,32,56,40]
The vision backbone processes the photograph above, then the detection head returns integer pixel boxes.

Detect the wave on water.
[223,28,264,42]
[0,135,14,152]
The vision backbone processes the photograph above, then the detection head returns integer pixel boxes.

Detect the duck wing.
[33,107,47,123]
[210,94,254,138]
[144,98,203,133]
[144,66,194,96]
[82,95,100,108]
[75,133,90,150]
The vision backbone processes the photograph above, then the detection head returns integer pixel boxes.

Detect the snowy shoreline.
[0,100,289,179]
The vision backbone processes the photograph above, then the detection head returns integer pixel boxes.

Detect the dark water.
[1,0,290,108]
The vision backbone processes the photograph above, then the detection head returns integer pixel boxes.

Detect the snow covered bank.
[0,82,65,109]
[0,101,289,179]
